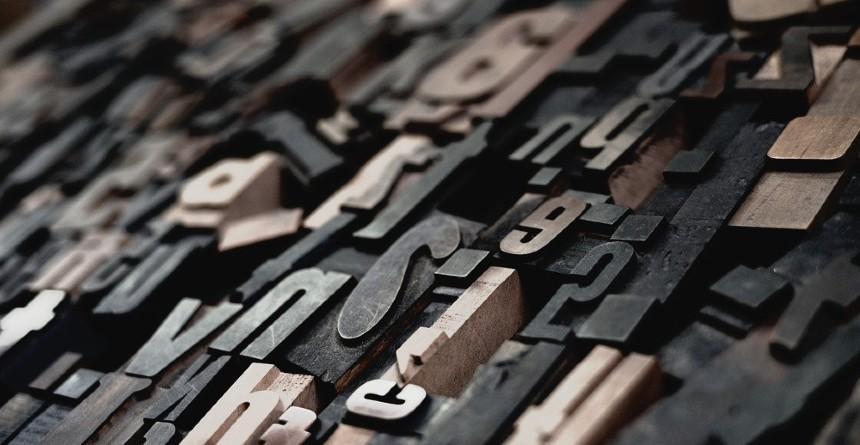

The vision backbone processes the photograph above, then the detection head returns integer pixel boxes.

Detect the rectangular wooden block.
[767,116,860,164]
[729,171,843,230]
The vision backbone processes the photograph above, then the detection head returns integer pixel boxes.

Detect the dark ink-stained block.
[611,215,664,243]
[240,269,351,360]
[710,265,791,313]
[663,150,715,181]
[53,368,103,401]
[578,294,660,345]
[339,216,460,341]
[434,248,489,284]
[699,306,755,338]
[253,112,343,187]
[527,167,565,193]
[657,321,736,381]
[581,96,675,173]
[580,203,630,228]
[637,32,729,98]
[286,216,462,391]
[509,114,594,165]
[771,254,860,356]
[233,212,356,303]
[93,235,213,316]
[558,12,687,76]
[29,352,82,393]
[614,319,860,445]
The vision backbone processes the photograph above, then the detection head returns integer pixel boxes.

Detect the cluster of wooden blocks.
[0,0,858,443]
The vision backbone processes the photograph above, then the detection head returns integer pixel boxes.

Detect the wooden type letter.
[144,354,231,425]
[305,135,435,229]
[771,254,860,355]
[54,134,194,232]
[682,52,757,100]
[210,268,351,358]
[42,373,150,445]
[353,122,490,241]
[260,406,317,445]
[29,351,82,392]
[734,27,853,101]
[415,7,573,104]
[422,341,567,445]
[172,152,281,229]
[500,193,586,256]
[637,32,729,98]
[561,242,635,303]
[143,422,176,445]
[182,363,317,445]
[580,96,675,172]
[252,112,343,187]
[339,216,460,340]
[346,380,426,421]
[0,290,64,358]
[509,115,595,165]
[30,232,127,294]
[473,0,631,117]
[125,298,241,377]
[346,36,460,111]
[93,235,212,315]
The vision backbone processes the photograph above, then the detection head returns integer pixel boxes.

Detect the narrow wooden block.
[548,354,662,445]
[767,116,860,165]
[504,346,623,444]
[386,267,525,396]
[729,171,843,231]
[42,373,150,445]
